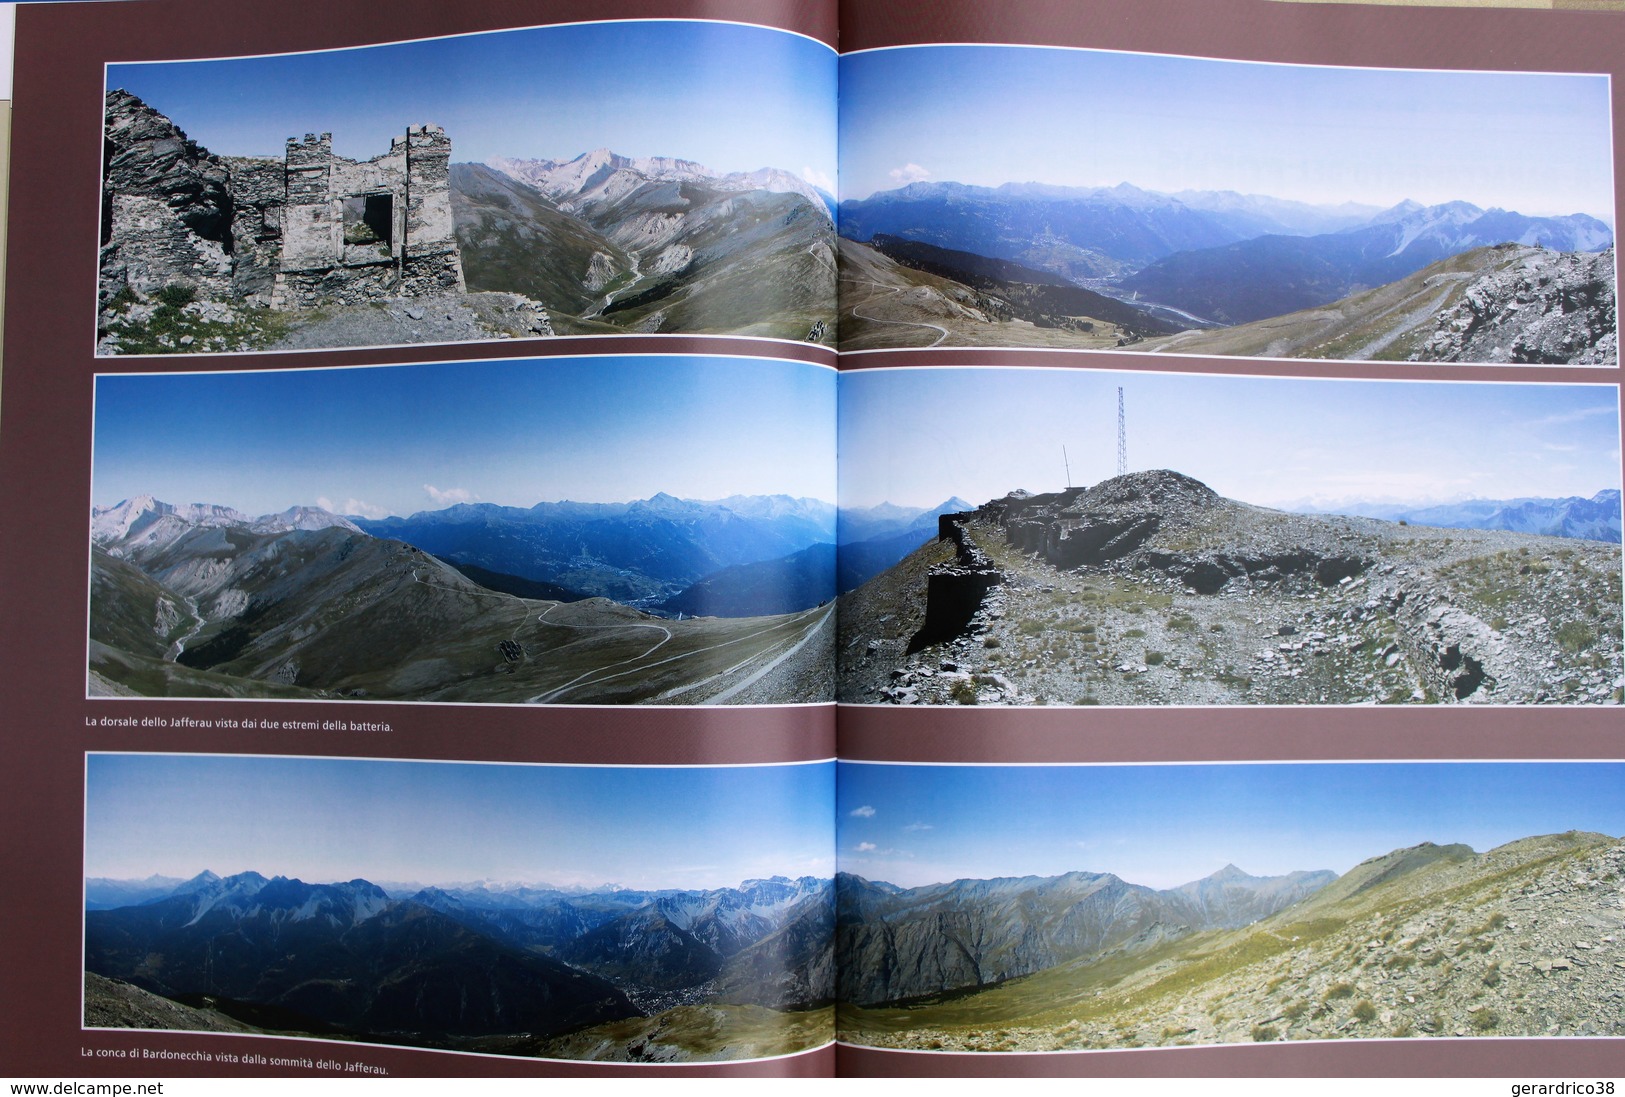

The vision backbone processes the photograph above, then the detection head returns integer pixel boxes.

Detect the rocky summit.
[838,470,1622,706]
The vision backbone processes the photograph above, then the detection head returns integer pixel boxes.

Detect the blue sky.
[86,755,835,891]
[107,20,836,190]
[838,368,1621,511]
[839,761,1625,889]
[841,46,1614,218]
[93,356,836,518]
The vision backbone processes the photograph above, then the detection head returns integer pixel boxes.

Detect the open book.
[1,0,1622,1080]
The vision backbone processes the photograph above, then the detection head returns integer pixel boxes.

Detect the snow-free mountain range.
[838,181,1615,360]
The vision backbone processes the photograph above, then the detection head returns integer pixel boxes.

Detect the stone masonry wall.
[103,90,469,319]
[271,125,465,308]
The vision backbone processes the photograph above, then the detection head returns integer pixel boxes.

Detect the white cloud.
[319,496,389,519]
[850,805,876,818]
[888,163,931,186]
[424,484,474,506]
[903,822,934,832]
[802,165,834,193]
[857,842,878,853]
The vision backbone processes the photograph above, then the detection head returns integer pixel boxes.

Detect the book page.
[833,0,1623,1077]
[0,0,839,1079]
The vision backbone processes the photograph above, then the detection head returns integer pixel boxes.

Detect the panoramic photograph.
[97,20,837,354]
[89,355,837,704]
[836,368,1623,705]
[838,46,1615,362]
[836,760,1625,1051]
[84,754,835,1062]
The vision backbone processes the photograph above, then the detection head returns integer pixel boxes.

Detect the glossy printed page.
[837,43,1614,365]
[837,366,1621,708]
[97,18,838,357]
[836,759,1625,1053]
[85,754,837,1064]
[89,354,837,706]
[3,0,841,1081]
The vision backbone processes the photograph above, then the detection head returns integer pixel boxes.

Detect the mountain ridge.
[836,862,1337,1005]
[85,869,837,1050]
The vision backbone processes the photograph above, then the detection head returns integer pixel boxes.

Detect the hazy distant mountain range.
[836,498,974,594]
[95,492,837,613]
[1301,489,1621,543]
[840,832,1625,1051]
[354,492,837,607]
[841,181,1609,290]
[86,870,833,1049]
[837,181,1614,352]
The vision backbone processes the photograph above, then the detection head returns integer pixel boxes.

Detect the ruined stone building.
[271,126,465,308]
[100,90,465,315]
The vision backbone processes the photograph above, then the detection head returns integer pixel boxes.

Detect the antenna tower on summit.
[1116,387,1127,477]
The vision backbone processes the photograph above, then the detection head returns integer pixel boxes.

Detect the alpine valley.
[88,492,837,704]
[837,182,1615,362]
[84,871,835,1062]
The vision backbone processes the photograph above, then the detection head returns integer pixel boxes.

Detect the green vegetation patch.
[102,283,291,355]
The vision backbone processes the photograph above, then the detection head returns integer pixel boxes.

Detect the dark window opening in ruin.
[342,194,394,247]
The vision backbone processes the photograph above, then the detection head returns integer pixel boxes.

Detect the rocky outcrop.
[100,91,473,351]
[100,90,236,307]
[989,471,1374,593]
[1411,245,1616,364]
[846,470,1621,706]
[907,471,1377,659]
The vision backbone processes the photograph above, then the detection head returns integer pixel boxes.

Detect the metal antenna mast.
[1116,387,1127,477]
[1063,445,1072,488]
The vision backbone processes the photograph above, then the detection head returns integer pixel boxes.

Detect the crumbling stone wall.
[223,157,284,305]
[909,512,1003,654]
[102,90,467,317]
[272,126,466,308]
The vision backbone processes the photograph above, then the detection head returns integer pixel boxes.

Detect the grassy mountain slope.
[450,162,632,317]
[839,239,1147,351]
[91,524,834,704]
[842,832,1624,1051]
